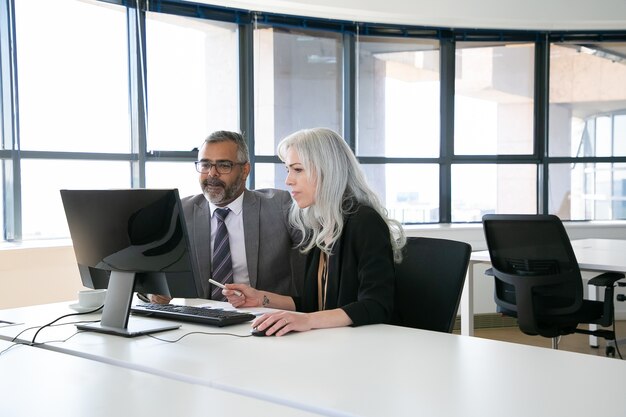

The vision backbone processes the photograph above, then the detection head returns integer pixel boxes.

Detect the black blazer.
[294,204,395,326]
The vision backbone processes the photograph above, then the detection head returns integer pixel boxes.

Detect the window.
[253,26,343,157]
[451,42,537,222]
[145,161,200,199]
[11,0,131,240]
[253,163,288,191]
[21,160,129,239]
[549,162,626,221]
[452,164,537,222]
[356,37,440,158]
[455,42,535,155]
[2,0,626,242]
[548,42,626,220]
[15,0,129,153]
[363,164,439,222]
[145,13,239,151]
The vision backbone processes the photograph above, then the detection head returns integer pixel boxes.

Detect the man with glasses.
[149,130,304,303]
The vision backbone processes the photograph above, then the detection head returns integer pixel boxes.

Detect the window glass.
[254,26,343,155]
[455,43,535,155]
[356,37,440,157]
[549,43,626,157]
[253,163,289,191]
[21,160,130,239]
[254,162,438,223]
[15,0,129,152]
[146,13,239,151]
[615,114,626,156]
[361,164,439,223]
[145,161,201,199]
[452,164,537,222]
[549,163,626,220]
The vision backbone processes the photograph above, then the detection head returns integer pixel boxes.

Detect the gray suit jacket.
[181,189,304,298]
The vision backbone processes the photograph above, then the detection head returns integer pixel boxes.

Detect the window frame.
[2,0,626,240]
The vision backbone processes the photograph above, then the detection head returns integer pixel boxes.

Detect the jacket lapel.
[193,199,212,298]
[242,190,260,288]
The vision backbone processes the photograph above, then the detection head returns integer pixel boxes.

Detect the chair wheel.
[606,346,616,357]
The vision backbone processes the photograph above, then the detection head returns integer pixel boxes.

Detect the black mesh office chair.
[482,214,624,354]
[392,237,471,333]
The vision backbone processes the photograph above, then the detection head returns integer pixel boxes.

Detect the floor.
[470,320,626,359]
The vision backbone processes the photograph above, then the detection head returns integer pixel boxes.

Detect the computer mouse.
[251,327,270,337]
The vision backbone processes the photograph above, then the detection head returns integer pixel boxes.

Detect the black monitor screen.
[61,189,203,337]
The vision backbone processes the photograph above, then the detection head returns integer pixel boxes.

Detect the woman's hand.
[251,311,312,336]
[223,283,262,308]
[223,285,296,311]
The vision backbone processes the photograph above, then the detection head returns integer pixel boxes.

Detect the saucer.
[69,303,103,313]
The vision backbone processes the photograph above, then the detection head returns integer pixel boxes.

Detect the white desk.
[1,301,626,417]
[0,339,319,417]
[464,238,626,340]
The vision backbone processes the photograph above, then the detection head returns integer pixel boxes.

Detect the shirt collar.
[209,191,244,217]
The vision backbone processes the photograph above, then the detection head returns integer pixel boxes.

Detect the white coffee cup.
[78,289,107,308]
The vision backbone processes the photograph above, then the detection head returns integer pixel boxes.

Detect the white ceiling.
[197,0,626,31]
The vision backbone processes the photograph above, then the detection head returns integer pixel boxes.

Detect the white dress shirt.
[208,193,250,286]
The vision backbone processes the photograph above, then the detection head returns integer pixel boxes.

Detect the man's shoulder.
[180,194,206,207]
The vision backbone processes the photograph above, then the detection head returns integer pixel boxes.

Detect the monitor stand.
[76,271,180,337]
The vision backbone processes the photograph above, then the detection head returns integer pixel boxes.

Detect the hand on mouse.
[251,311,311,336]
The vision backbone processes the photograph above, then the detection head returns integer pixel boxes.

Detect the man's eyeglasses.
[195,160,246,174]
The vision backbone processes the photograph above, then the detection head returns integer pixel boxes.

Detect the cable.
[29,305,103,345]
[1,329,88,357]
[0,341,27,356]
[10,318,99,344]
[146,331,252,344]
[11,325,43,343]
[31,330,87,347]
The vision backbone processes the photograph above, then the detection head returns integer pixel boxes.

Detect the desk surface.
[1,301,626,417]
[0,338,318,417]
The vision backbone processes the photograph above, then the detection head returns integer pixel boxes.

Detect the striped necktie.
[211,208,233,300]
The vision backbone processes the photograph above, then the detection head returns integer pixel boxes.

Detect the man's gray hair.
[203,131,250,163]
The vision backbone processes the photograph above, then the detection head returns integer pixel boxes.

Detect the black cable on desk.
[30,305,103,345]
[146,331,252,344]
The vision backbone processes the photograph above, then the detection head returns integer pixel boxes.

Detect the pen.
[209,278,243,297]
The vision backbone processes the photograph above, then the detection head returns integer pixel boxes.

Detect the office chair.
[392,237,472,333]
[482,214,624,355]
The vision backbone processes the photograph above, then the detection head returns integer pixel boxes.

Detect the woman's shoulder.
[345,204,385,226]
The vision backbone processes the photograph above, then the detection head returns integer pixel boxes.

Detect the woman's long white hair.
[277,127,406,263]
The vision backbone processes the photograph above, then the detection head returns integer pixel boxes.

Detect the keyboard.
[130,303,256,327]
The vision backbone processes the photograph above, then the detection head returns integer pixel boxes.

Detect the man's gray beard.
[203,173,244,205]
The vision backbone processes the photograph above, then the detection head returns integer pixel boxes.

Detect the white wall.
[201,0,626,30]
[0,242,83,309]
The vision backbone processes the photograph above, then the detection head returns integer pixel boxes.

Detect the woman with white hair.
[224,127,405,335]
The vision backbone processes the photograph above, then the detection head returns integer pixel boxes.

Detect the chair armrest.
[485,267,494,276]
[588,272,625,287]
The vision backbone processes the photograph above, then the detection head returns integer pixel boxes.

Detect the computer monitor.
[60,188,204,337]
